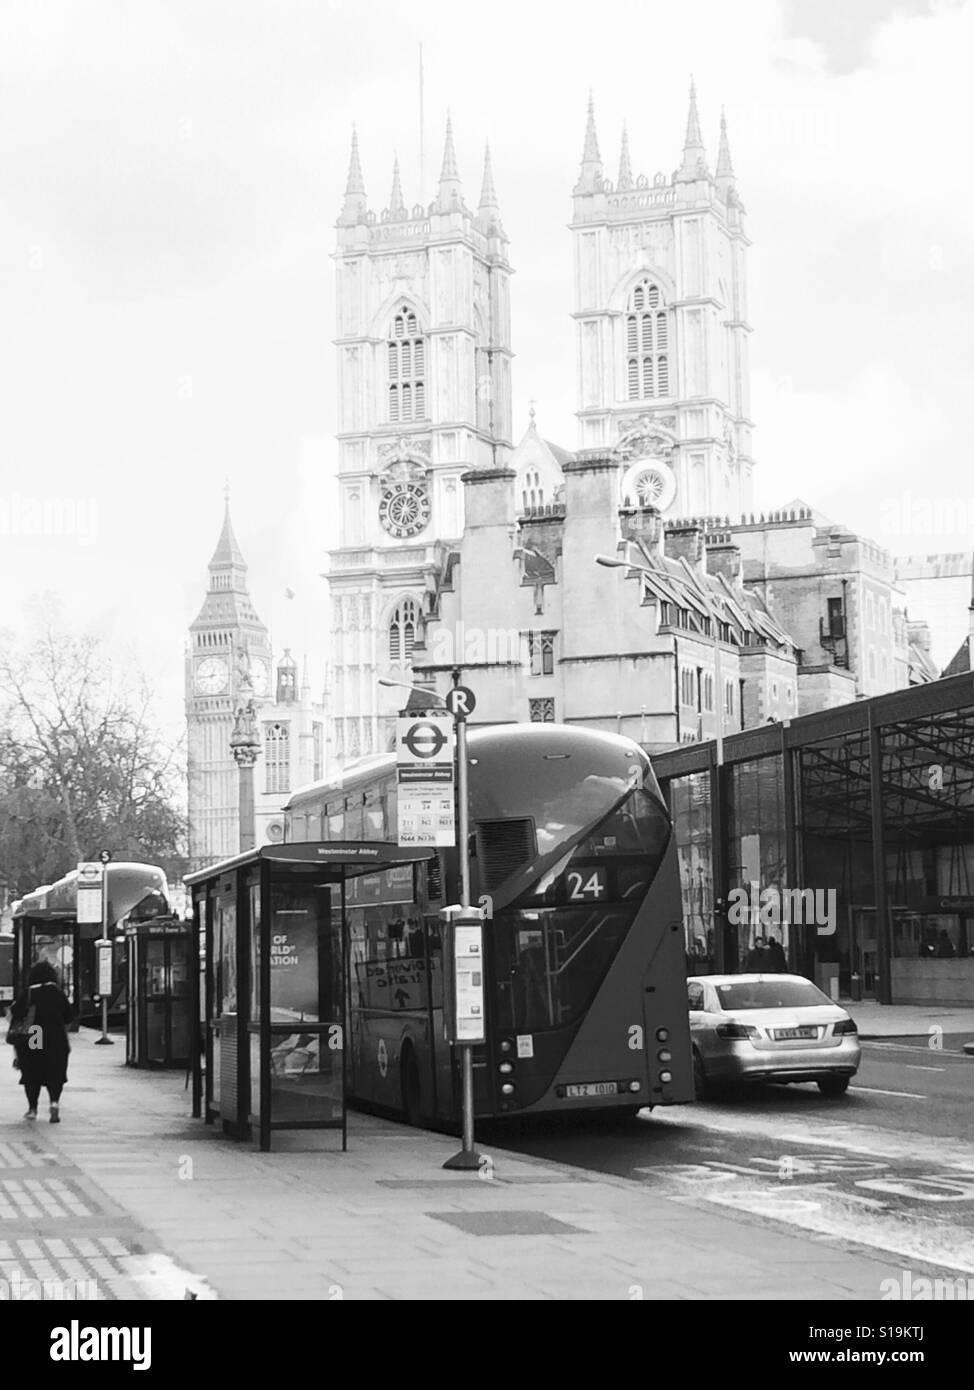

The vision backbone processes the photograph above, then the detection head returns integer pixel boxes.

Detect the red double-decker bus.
[284,723,692,1124]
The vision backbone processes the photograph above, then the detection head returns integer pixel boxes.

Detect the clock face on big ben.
[251,658,270,698]
[379,481,431,539]
[194,656,229,695]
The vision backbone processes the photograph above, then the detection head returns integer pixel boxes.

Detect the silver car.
[688,974,861,1097]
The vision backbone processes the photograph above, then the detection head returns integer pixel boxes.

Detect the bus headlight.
[498,1062,514,1075]
[628,1081,641,1093]
[657,1049,672,1062]
[500,1083,516,1096]
[659,1070,672,1084]
[656,1028,669,1042]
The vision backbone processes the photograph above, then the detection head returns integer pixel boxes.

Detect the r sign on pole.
[76,862,103,925]
[396,715,455,848]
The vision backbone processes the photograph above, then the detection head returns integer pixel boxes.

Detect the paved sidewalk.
[0,1027,955,1300]
[844,1000,974,1040]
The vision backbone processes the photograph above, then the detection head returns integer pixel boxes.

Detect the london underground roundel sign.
[402,720,449,761]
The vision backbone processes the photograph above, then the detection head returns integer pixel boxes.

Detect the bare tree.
[0,608,185,896]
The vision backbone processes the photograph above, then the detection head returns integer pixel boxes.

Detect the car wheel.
[400,1047,422,1126]
[817,1076,850,1097]
[692,1048,711,1100]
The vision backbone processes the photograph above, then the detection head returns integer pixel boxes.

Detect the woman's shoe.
[24,1109,37,1121]
[49,1104,60,1124]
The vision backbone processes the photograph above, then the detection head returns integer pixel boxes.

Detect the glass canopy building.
[654,673,974,1006]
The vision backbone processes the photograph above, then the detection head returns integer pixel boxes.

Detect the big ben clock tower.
[186,500,273,869]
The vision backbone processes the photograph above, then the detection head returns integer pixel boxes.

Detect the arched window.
[625,279,671,402]
[264,722,290,795]
[389,598,418,662]
[388,306,426,423]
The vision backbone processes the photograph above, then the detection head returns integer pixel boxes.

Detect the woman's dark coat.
[9,982,72,1091]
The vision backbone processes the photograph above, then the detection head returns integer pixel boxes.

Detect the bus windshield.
[492,786,671,1032]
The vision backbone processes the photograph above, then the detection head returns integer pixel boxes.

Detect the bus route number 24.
[566,868,607,901]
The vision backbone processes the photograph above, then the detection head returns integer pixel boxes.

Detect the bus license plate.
[565,1083,618,1098]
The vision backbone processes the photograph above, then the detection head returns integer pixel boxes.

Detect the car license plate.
[775,1027,817,1040]
[565,1083,619,1098]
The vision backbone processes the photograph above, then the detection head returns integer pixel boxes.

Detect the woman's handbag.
[5,1003,35,1044]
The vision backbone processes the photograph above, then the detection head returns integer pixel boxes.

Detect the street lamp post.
[594,552,725,764]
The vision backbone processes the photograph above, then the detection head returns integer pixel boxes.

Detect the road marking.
[865,1042,971,1062]
[851,1085,927,1099]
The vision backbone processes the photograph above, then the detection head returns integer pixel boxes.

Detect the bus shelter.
[12,864,169,1024]
[125,917,193,1069]
[185,841,434,1152]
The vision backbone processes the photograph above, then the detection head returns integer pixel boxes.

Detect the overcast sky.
[1,0,972,739]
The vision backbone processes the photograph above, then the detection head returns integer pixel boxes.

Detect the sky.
[1,0,973,741]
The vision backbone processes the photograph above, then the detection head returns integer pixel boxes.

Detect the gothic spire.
[715,108,735,188]
[477,142,502,231]
[388,151,406,217]
[434,112,463,211]
[574,93,603,194]
[617,123,633,191]
[209,496,246,571]
[339,126,368,224]
[677,78,709,180]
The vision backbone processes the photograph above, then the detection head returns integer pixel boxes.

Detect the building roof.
[942,636,971,678]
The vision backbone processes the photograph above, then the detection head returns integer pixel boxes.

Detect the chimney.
[663,522,705,571]
[621,506,665,559]
[706,539,743,586]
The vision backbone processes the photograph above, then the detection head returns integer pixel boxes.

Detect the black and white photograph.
[0,0,972,1350]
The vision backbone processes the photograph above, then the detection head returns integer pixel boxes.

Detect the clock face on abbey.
[379,481,431,539]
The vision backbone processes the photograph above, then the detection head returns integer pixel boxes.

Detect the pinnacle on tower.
[617,123,633,191]
[388,151,407,218]
[434,113,463,212]
[715,108,735,189]
[339,126,368,224]
[574,92,603,195]
[210,496,246,570]
[477,142,502,231]
[677,78,709,181]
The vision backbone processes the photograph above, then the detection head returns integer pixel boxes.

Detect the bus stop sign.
[444,686,476,720]
[399,719,451,763]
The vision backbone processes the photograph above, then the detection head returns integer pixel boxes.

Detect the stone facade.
[570,91,754,520]
[327,125,513,765]
[325,90,937,761]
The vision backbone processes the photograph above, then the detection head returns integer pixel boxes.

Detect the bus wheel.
[400,1047,422,1127]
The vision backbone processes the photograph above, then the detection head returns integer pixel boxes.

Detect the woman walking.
[8,961,73,1123]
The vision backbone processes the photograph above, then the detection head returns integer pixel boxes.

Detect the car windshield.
[715,979,832,1011]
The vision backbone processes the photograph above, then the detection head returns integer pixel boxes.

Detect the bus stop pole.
[443,688,485,1172]
[95,859,113,1045]
[456,714,476,1161]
